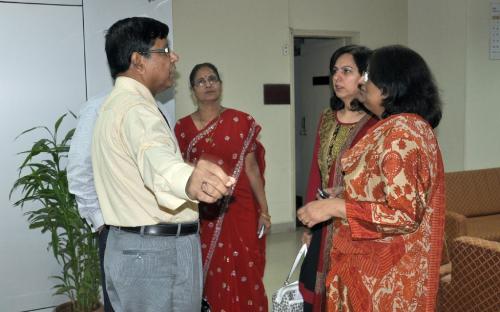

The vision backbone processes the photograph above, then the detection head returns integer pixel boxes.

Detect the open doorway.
[293,34,356,226]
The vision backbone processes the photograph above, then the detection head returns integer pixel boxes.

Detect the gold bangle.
[260,212,271,219]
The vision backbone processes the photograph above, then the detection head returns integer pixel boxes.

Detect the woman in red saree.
[298,45,376,312]
[297,45,445,311]
[175,63,270,312]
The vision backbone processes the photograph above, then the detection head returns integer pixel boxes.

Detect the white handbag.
[272,244,308,312]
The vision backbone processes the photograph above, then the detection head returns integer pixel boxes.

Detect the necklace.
[196,106,223,127]
[198,106,224,144]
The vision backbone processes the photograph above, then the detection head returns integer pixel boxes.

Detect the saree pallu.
[175,108,268,312]
[299,108,376,312]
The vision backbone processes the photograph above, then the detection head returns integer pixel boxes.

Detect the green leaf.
[62,128,76,147]
[13,126,40,140]
[11,112,101,310]
[54,113,67,134]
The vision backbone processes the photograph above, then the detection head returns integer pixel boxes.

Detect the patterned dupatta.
[184,112,261,282]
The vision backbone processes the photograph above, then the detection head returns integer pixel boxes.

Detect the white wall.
[0,2,86,310]
[0,1,174,310]
[408,0,468,172]
[173,0,409,228]
[464,0,500,169]
[83,0,176,118]
[408,0,500,171]
[173,0,293,228]
[289,0,408,48]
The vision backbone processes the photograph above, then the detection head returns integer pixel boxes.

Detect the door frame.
[289,29,359,226]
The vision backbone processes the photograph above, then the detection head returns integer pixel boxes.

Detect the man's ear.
[130,52,145,74]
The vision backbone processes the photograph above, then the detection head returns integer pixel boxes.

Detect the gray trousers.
[104,227,202,312]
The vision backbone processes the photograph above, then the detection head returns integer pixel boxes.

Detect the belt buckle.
[175,223,182,237]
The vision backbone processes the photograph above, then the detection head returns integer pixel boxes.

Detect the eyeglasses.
[331,66,354,76]
[361,71,369,83]
[194,75,220,88]
[138,47,170,56]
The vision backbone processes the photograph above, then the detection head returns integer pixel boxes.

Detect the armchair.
[444,168,500,243]
[438,236,500,312]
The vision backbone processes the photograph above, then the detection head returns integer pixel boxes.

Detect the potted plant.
[10,113,101,312]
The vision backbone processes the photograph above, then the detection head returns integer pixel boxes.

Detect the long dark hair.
[329,45,372,111]
[368,45,442,128]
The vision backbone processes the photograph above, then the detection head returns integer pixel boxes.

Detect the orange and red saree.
[326,113,445,312]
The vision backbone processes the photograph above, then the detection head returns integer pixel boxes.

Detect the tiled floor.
[34,228,305,312]
[264,227,305,310]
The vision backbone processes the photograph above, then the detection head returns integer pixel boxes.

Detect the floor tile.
[264,228,305,309]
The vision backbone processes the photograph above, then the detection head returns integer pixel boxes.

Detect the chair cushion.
[466,214,500,242]
[445,168,500,217]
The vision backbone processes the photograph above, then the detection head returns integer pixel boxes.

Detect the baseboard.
[1,291,66,312]
[270,221,297,233]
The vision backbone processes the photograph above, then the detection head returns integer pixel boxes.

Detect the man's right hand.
[186,158,235,203]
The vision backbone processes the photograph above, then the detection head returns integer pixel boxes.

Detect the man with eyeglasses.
[91,17,235,311]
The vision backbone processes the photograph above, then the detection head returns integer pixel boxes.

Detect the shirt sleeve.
[121,104,195,209]
[67,98,105,232]
[346,129,432,240]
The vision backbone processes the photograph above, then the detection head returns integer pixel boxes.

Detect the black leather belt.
[116,222,199,237]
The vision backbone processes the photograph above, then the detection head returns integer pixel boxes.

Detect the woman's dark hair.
[329,45,372,111]
[189,62,222,88]
[105,17,169,79]
[368,45,442,128]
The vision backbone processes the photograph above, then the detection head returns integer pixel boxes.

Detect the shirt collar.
[115,76,157,106]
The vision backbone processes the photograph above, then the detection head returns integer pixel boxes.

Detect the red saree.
[326,114,445,312]
[175,108,268,312]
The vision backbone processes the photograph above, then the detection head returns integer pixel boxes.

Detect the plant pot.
[54,301,103,312]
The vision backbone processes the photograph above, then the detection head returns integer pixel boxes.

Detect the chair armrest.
[442,211,467,264]
[450,236,500,276]
[444,211,467,242]
[438,236,500,312]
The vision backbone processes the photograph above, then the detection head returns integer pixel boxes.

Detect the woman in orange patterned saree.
[175,63,270,312]
[297,45,445,312]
